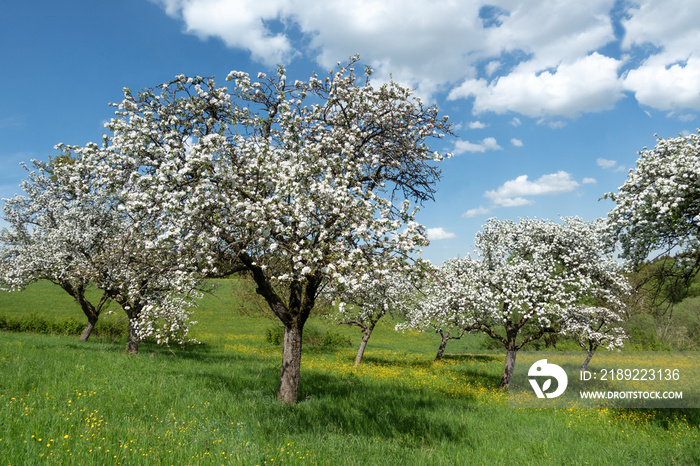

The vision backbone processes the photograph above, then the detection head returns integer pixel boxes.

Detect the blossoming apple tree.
[606,130,700,307]
[331,269,415,366]
[75,57,452,402]
[405,218,629,388]
[0,159,114,341]
[562,306,627,370]
[56,143,203,354]
[0,152,201,352]
[397,260,481,360]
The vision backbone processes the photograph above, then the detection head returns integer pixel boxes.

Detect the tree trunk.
[239,256,320,403]
[581,350,595,371]
[126,319,139,354]
[59,280,105,342]
[122,302,142,355]
[79,314,98,342]
[500,350,517,389]
[354,324,375,366]
[435,329,450,361]
[278,322,303,403]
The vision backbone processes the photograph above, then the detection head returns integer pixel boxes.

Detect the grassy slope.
[0,280,699,465]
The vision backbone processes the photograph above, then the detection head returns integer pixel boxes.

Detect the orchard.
[2,57,699,403]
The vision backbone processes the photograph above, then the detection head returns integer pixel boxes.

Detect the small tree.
[1,152,201,352]
[606,130,700,307]
[398,260,479,360]
[563,306,627,370]
[424,218,629,388]
[54,144,203,354]
[74,57,452,402]
[332,270,409,365]
[0,160,114,341]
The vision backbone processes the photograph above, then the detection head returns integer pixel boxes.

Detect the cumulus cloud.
[620,1,700,112]
[624,57,700,111]
[484,171,580,207]
[511,138,524,147]
[152,0,700,115]
[462,206,492,218]
[463,171,587,221]
[427,227,456,240]
[454,137,502,154]
[449,53,624,118]
[154,0,294,66]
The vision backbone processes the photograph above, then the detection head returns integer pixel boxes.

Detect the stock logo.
[528,359,568,398]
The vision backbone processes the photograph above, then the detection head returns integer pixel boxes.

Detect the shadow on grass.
[185,363,480,448]
[20,332,699,434]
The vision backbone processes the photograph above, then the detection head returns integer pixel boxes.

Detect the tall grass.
[0,280,699,464]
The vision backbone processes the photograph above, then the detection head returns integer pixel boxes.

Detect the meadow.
[1,280,699,465]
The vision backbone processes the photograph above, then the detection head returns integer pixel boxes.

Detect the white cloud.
[582,177,597,184]
[427,227,456,240]
[454,137,502,154]
[462,206,492,218]
[449,53,624,118]
[619,1,700,112]
[511,138,524,147]
[155,0,294,66]
[468,120,487,129]
[597,158,618,169]
[152,0,700,115]
[621,0,700,62]
[485,171,580,207]
[597,158,626,172]
[624,57,700,111]
[485,61,501,76]
[546,120,568,129]
[483,0,616,66]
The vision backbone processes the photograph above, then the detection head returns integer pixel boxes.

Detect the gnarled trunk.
[278,322,303,403]
[121,301,142,355]
[240,254,320,404]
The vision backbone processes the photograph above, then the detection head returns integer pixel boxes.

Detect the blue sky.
[1,0,699,264]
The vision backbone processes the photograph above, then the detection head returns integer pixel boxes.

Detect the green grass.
[1,280,699,465]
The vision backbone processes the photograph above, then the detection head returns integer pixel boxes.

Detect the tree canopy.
[606,130,700,276]
[403,218,630,387]
[65,57,452,402]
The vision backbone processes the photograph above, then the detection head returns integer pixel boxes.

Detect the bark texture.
[278,323,304,403]
[500,350,517,388]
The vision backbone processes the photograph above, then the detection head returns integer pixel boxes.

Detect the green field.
[1,280,699,465]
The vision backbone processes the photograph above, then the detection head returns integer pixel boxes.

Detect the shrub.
[54,317,85,336]
[0,312,129,339]
[19,313,50,333]
[265,326,284,345]
[624,313,662,350]
[321,329,352,348]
